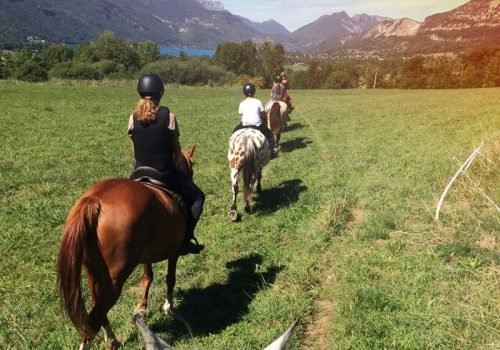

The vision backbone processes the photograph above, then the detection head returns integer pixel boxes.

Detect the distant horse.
[57,146,196,350]
[228,128,271,221]
[266,101,289,152]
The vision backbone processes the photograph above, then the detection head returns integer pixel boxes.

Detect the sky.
[221,0,470,31]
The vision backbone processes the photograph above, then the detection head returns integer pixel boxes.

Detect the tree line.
[0,32,286,88]
[1,32,498,89]
[288,47,500,89]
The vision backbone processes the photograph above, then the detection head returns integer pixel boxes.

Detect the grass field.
[0,80,498,349]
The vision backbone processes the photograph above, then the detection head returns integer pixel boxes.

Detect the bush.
[237,74,265,88]
[48,61,103,80]
[15,60,48,82]
[40,44,74,70]
[142,58,235,86]
[91,60,128,79]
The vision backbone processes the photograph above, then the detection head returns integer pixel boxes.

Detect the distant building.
[26,35,46,43]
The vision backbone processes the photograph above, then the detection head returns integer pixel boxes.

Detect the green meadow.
[0,80,498,349]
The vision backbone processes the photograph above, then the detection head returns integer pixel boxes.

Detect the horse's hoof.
[228,210,238,222]
[244,206,252,214]
[105,339,121,350]
[163,301,173,315]
[133,307,146,318]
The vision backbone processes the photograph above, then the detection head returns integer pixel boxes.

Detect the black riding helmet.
[242,83,256,97]
[137,73,164,100]
[274,75,282,83]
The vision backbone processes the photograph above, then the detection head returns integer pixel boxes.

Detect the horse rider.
[280,71,294,113]
[265,74,286,111]
[233,82,278,158]
[127,72,205,255]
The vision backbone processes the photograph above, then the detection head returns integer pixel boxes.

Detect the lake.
[160,47,215,57]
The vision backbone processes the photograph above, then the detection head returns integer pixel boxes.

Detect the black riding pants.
[166,170,205,238]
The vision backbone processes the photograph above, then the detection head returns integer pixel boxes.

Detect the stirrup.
[179,237,204,256]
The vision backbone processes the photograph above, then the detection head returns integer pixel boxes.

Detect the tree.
[213,40,258,75]
[306,60,322,89]
[0,51,14,78]
[74,42,100,63]
[483,52,500,87]
[15,60,48,82]
[258,42,285,87]
[40,44,73,70]
[398,55,426,88]
[48,61,103,80]
[133,40,160,67]
[1,49,35,79]
[142,59,234,86]
[427,56,458,88]
[90,31,140,70]
[324,70,352,89]
[239,40,259,75]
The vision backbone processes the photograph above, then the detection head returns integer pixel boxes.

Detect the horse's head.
[176,145,196,179]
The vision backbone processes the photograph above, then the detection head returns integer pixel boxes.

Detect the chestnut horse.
[57,146,196,350]
[228,128,271,221]
[266,101,289,152]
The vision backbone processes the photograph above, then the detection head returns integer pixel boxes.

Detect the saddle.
[130,166,188,218]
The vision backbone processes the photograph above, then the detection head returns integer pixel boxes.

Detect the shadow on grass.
[283,122,306,132]
[254,179,308,214]
[280,137,312,153]
[151,253,282,339]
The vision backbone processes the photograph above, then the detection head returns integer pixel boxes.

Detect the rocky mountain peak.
[362,18,422,38]
[420,0,500,31]
[196,0,225,11]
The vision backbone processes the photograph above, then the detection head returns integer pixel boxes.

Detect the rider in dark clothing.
[128,73,204,255]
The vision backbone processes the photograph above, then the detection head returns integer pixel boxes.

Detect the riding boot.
[179,217,204,256]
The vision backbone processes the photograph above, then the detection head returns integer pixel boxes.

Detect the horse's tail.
[243,133,257,204]
[269,102,281,134]
[57,196,101,336]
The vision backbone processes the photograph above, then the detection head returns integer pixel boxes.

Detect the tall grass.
[0,81,498,349]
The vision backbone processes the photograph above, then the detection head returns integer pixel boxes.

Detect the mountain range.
[0,0,270,48]
[319,0,500,56]
[0,0,498,56]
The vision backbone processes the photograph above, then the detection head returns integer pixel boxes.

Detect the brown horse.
[57,146,196,350]
[267,101,289,152]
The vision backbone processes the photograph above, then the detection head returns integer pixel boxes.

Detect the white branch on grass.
[461,168,500,211]
[435,141,485,221]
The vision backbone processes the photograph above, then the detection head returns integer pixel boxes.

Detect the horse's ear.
[263,320,299,350]
[187,144,196,158]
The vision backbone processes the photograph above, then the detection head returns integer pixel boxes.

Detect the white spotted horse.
[227,128,271,221]
[265,100,289,153]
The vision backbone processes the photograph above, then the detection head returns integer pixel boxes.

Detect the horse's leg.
[81,269,125,350]
[99,281,124,350]
[80,303,121,350]
[79,341,93,350]
[103,322,119,350]
[228,167,239,221]
[243,167,256,213]
[163,255,179,314]
[256,168,263,193]
[79,275,98,350]
[134,264,153,316]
